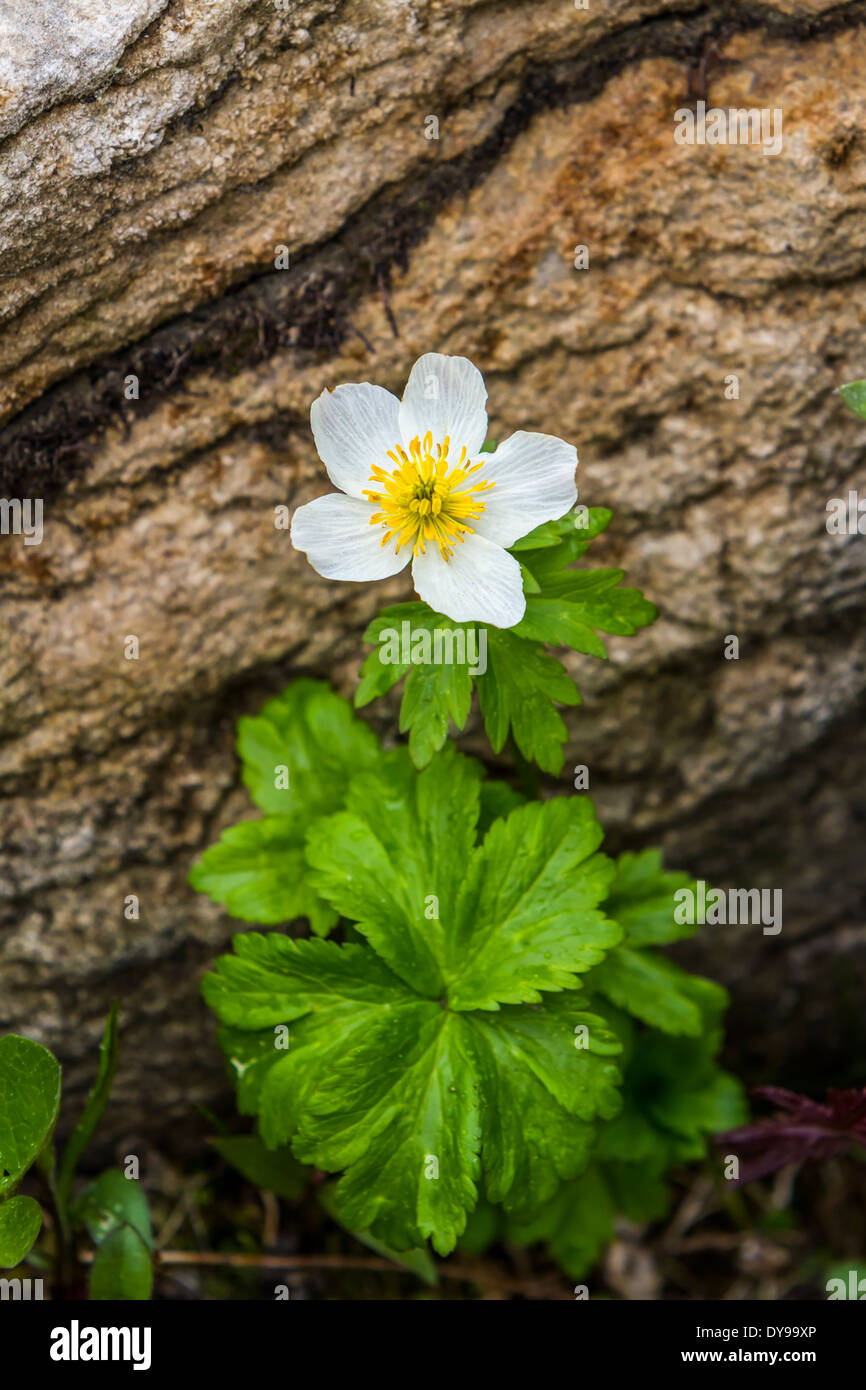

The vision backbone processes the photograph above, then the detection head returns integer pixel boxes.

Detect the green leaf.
[202,932,415,1032]
[476,628,580,774]
[602,849,697,945]
[355,507,654,774]
[0,1196,43,1268]
[839,379,866,419]
[598,1004,746,1167]
[447,798,620,1010]
[510,507,613,553]
[73,1168,153,1251]
[57,1003,120,1213]
[238,678,379,817]
[297,1006,479,1254]
[89,1226,153,1300]
[515,569,657,657]
[507,994,746,1279]
[356,605,476,765]
[189,818,337,935]
[288,996,620,1251]
[74,1167,154,1300]
[507,1163,617,1278]
[305,749,618,1008]
[400,656,473,768]
[476,780,525,839]
[318,1181,438,1285]
[467,997,621,1210]
[205,970,623,1252]
[305,745,483,997]
[0,1035,62,1198]
[191,681,379,934]
[211,1134,307,1199]
[586,948,722,1036]
[204,764,627,1252]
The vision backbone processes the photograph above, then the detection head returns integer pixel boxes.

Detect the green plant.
[0,1007,154,1298]
[192,499,744,1274]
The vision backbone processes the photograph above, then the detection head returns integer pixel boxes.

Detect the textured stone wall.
[1,0,865,1145]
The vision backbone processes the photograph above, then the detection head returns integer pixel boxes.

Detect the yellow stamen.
[363,434,493,560]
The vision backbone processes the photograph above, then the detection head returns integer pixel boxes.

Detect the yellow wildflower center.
[363,430,494,561]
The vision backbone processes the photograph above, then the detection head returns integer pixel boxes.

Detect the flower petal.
[291,493,410,581]
[310,383,401,499]
[471,432,578,548]
[411,532,526,628]
[399,353,488,456]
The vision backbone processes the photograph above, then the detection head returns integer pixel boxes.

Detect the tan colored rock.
[1,1,865,1141]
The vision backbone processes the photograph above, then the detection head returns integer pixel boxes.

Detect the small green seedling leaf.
[89,1225,153,1300]
[73,1169,153,1301]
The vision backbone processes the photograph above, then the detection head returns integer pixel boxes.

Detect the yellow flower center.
[363,431,493,561]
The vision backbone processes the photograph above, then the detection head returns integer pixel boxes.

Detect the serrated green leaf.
[206,764,630,1251]
[467,997,621,1210]
[57,1003,119,1213]
[840,379,866,419]
[507,991,745,1278]
[507,1163,616,1278]
[296,1006,479,1254]
[317,1181,438,1285]
[203,932,414,1031]
[354,508,653,774]
[602,849,697,945]
[0,1035,62,1198]
[510,507,612,553]
[211,1134,307,1199]
[292,993,619,1252]
[516,569,656,651]
[476,629,580,774]
[238,678,379,816]
[599,1004,746,1167]
[586,948,715,1036]
[357,605,477,765]
[400,658,473,767]
[447,798,619,1010]
[0,1195,43,1268]
[305,745,483,996]
[192,681,379,934]
[305,749,618,1009]
[189,818,337,935]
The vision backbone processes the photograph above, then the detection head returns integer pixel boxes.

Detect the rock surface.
[1,0,865,1146]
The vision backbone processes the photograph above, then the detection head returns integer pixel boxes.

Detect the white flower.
[290,353,578,628]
